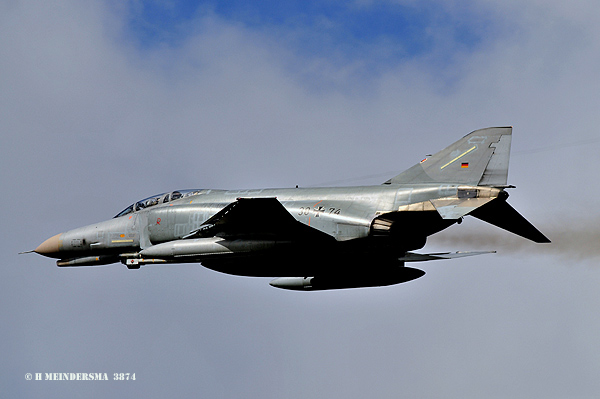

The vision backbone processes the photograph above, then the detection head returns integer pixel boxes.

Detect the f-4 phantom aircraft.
[30,127,549,290]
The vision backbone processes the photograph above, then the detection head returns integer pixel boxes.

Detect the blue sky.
[125,1,499,69]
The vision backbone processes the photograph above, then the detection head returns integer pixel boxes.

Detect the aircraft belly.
[199,244,403,277]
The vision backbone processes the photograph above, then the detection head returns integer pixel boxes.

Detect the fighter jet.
[30,127,549,290]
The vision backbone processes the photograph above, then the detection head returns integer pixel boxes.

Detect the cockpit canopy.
[114,189,203,218]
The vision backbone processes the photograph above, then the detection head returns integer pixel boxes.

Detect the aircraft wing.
[398,251,496,262]
[184,197,334,241]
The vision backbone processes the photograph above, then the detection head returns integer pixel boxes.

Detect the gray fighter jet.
[30,127,549,290]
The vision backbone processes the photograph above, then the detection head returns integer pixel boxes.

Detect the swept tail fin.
[385,127,512,186]
[384,126,549,243]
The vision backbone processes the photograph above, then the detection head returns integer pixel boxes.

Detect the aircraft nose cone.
[35,233,62,258]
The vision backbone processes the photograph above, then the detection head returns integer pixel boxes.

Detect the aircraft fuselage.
[37,184,473,270]
[31,127,550,290]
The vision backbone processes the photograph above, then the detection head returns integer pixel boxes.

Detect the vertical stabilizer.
[385,127,513,186]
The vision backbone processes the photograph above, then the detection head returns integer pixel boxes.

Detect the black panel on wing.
[185,197,334,241]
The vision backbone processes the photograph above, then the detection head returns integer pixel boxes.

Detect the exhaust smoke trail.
[428,217,600,262]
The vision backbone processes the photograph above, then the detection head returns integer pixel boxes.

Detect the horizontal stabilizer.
[469,199,550,243]
[399,251,496,262]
